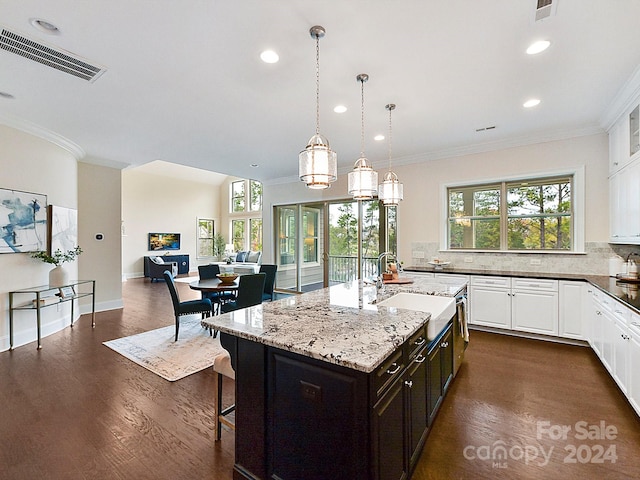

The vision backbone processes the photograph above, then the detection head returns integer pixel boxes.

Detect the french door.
[275,200,396,294]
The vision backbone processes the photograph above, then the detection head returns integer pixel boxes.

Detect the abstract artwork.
[0,188,47,254]
[48,205,78,255]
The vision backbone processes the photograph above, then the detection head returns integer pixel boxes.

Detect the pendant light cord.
[360,77,365,158]
[387,104,393,172]
[315,33,320,136]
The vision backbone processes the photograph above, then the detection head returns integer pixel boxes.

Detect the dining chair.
[221,273,266,313]
[259,264,278,302]
[198,264,236,315]
[163,270,212,341]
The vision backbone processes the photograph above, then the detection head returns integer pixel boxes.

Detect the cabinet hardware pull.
[414,338,426,346]
[414,354,426,364]
[405,380,413,388]
[631,322,640,327]
[386,364,401,375]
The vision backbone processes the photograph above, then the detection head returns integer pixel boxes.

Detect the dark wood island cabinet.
[206,276,466,480]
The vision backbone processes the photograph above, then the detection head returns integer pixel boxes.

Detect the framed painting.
[0,188,47,254]
[48,205,78,255]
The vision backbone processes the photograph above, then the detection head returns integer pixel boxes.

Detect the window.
[231,181,245,213]
[229,179,263,251]
[196,218,214,258]
[447,175,573,251]
[250,218,263,251]
[250,180,263,212]
[232,219,245,251]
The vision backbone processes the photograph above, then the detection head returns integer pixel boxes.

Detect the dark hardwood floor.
[1,278,639,479]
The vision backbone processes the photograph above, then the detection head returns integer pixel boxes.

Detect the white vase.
[49,265,69,287]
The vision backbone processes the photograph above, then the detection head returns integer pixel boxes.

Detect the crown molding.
[600,63,640,131]
[0,112,86,160]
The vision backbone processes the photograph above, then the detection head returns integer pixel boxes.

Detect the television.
[148,233,181,251]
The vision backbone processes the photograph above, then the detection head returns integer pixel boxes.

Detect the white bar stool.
[213,351,235,440]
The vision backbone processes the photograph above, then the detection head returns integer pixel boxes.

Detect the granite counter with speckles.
[202,272,467,373]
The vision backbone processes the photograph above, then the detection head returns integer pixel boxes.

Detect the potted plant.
[31,246,83,286]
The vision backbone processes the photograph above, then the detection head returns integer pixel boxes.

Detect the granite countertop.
[202,273,467,373]
[406,266,640,313]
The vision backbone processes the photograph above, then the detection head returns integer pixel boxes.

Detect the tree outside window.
[250,218,263,251]
[197,218,214,258]
[232,219,245,251]
[250,180,263,212]
[232,181,245,213]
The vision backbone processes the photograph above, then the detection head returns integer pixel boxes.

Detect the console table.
[9,280,96,350]
[144,254,189,276]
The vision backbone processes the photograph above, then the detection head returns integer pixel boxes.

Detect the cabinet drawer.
[511,278,558,292]
[471,275,510,288]
[407,326,427,361]
[374,348,405,398]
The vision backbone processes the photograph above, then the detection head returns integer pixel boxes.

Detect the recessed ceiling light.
[29,18,60,35]
[0,91,15,99]
[374,134,385,141]
[260,50,279,64]
[523,98,541,108]
[333,105,347,113]
[250,163,259,168]
[526,40,551,55]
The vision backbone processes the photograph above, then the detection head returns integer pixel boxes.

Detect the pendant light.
[378,103,404,205]
[299,25,337,189]
[348,73,378,200]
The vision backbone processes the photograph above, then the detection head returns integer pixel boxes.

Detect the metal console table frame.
[9,280,96,350]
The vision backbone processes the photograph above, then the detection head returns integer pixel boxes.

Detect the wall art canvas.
[0,188,47,253]
[48,205,78,255]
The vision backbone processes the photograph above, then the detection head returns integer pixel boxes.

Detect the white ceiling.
[2,0,640,184]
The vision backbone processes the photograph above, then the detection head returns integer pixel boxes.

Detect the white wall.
[78,161,123,311]
[263,133,610,275]
[121,168,223,278]
[0,125,80,350]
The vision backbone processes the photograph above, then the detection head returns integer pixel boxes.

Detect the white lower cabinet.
[469,276,558,336]
[469,276,511,329]
[559,281,585,339]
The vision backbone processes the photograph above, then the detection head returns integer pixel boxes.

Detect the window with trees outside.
[229,179,262,251]
[232,219,245,252]
[448,175,573,251]
[231,180,245,213]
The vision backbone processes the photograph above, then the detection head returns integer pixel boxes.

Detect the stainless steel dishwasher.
[453,287,468,376]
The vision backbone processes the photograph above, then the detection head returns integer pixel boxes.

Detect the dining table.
[189,277,240,294]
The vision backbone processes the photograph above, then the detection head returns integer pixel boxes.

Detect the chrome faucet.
[377,251,396,288]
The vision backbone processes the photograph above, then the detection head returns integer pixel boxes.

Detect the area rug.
[103,316,227,381]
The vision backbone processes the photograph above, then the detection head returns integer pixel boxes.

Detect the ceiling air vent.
[535,0,558,21]
[0,28,106,82]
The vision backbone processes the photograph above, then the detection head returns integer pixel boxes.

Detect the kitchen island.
[202,274,466,480]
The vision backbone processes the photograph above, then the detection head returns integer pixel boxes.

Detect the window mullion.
[500,182,508,250]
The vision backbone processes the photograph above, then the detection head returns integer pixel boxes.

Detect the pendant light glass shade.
[378,103,403,206]
[299,133,338,189]
[379,171,404,205]
[299,25,337,189]
[348,73,378,199]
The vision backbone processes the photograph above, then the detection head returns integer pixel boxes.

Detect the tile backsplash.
[408,242,640,277]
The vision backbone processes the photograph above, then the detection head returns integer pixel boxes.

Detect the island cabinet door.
[372,375,408,480]
[268,351,369,480]
[427,340,442,426]
[407,349,429,472]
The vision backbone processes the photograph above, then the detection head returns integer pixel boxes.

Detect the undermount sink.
[377,293,455,339]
